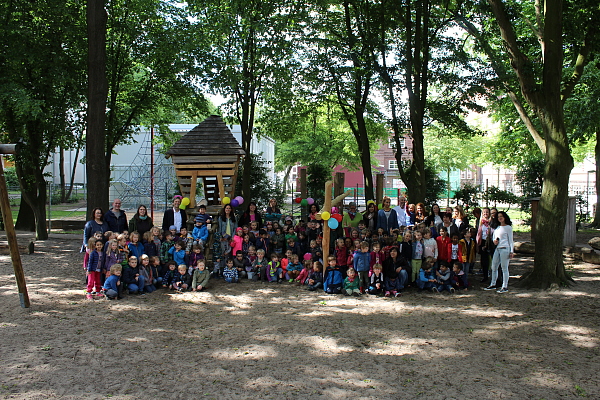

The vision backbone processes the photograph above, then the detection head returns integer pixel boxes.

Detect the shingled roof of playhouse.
[165,115,245,157]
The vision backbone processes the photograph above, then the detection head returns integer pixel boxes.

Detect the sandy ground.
[0,233,599,399]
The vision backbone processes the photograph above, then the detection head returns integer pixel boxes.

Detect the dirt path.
[0,235,599,399]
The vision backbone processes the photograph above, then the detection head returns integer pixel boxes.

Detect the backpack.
[324,266,343,294]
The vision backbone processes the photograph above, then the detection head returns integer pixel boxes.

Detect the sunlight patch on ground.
[124,336,149,343]
[549,325,599,348]
[209,344,278,360]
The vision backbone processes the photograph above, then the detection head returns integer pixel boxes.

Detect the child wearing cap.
[195,204,213,226]
[192,218,208,248]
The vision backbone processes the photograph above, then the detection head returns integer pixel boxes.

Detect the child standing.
[149,256,162,287]
[459,228,477,275]
[86,238,105,299]
[422,229,438,262]
[160,232,175,265]
[353,241,371,293]
[188,245,204,270]
[436,227,451,266]
[411,230,424,284]
[369,241,385,274]
[192,260,210,291]
[139,254,156,293]
[251,249,269,282]
[343,268,361,296]
[230,227,244,257]
[127,232,145,259]
[335,238,348,277]
[448,233,462,264]
[192,219,208,249]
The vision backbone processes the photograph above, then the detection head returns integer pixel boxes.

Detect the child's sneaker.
[384,291,391,297]
[432,287,439,293]
[497,287,508,293]
[394,292,402,297]
[483,285,496,291]
[288,279,294,283]
[95,291,105,298]
[450,287,455,294]
[86,293,94,300]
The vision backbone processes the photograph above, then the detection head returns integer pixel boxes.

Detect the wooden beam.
[322,181,333,263]
[0,156,30,308]
[216,171,225,201]
[174,163,236,169]
[176,170,236,177]
[189,172,198,209]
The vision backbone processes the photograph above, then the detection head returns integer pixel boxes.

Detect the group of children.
[83,204,479,300]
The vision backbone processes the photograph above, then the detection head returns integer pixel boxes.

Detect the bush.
[453,183,481,210]
[306,164,330,206]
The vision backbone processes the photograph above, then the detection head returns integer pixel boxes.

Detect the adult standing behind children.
[104,199,128,233]
[342,202,363,230]
[377,197,399,235]
[162,195,187,233]
[393,195,410,228]
[82,207,108,252]
[128,204,153,238]
[239,201,263,228]
[484,211,514,294]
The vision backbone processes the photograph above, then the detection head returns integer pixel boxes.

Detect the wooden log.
[0,156,30,308]
[322,181,333,263]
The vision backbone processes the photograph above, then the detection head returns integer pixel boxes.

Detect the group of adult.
[82,196,187,250]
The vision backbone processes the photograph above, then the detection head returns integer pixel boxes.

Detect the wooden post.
[0,150,31,308]
[322,181,333,262]
[300,168,307,219]
[334,172,345,198]
[376,174,384,205]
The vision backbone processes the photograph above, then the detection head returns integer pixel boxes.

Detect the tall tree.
[480,0,599,288]
[375,0,483,204]
[305,0,381,201]
[0,0,86,238]
[189,0,302,207]
[86,0,109,215]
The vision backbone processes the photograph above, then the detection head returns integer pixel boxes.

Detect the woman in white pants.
[484,211,513,293]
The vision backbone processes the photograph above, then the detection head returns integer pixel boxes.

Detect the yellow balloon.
[181,197,190,206]
[222,197,231,205]
[321,211,331,220]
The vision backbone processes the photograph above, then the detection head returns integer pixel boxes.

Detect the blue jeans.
[437,283,453,292]
[128,275,146,293]
[225,276,239,283]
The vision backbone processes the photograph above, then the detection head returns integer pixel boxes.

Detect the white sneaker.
[497,287,508,293]
[483,286,496,291]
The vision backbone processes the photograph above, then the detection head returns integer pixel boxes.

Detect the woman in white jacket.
[484,211,514,293]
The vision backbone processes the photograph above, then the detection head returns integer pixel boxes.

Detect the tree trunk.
[14,194,35,231]
[590,131,600,227]
[356,114,375,201]
[518,114,573,288]
[65,145,80,200]
[86,0,109,216]
[59,147,66,203]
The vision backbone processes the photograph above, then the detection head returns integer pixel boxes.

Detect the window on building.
[388,159,398,169]
[460,169,473,179]
[388,137,406,149]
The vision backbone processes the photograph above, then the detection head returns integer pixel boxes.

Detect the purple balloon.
[236,196,244,205]
[307,197,314,205]
[231,199,239,207]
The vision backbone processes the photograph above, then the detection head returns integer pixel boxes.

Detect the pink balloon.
[307,197,314,205]
[303,253,312,261]
[236,196,244,205]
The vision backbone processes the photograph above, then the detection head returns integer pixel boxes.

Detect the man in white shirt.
[393,196,409,228]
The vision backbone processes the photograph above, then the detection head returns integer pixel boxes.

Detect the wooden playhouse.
[165,115,245,221]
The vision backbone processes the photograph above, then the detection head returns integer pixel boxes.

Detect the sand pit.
[0,234,599,399]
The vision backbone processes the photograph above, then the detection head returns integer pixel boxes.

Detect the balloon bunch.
[222,196,245,207]
[294,197,315,207]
